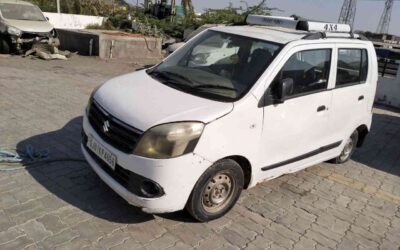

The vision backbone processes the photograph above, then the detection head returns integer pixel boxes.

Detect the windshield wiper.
[150,70,195,85]
[164,71,195,84]
[149,71,193,91]
[193,84,237,91]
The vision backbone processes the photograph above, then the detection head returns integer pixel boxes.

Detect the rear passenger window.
[336,49,368,86]
[271,49,332,97]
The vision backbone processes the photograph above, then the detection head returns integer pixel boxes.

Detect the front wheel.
[330,130,359,164]
[186,159,244,222]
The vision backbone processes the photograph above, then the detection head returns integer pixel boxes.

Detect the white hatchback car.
[82,16,378,221]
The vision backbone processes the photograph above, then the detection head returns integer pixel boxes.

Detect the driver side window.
[270,49,332,98]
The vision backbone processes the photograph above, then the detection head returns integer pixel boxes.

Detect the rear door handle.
[317,105,327,112]
[358,95,364,101]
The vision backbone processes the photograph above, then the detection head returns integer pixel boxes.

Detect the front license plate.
[87,136,117,170]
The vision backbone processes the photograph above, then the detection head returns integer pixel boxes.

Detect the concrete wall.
[44,13,105,30]
[57,29,162,64]
[99,34,162,63]
[375,60,400,108]
[57,29,99,56]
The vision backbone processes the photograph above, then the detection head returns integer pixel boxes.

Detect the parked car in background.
[0,0,59,54]
[82,15,378,222]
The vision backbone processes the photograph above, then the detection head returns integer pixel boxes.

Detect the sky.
[191,0,400,35]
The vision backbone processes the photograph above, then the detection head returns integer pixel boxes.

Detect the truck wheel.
[186,159,244,222]
[0,38,10,54]
[330,130,359,164]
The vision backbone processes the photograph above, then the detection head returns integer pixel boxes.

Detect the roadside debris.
[24,43,74,60]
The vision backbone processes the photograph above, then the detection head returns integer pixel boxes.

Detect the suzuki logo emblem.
[103,120,110,133]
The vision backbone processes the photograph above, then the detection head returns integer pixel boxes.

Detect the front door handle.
[358,95,364,101]
[317,105,327,112]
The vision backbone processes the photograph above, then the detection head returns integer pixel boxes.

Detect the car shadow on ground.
[17,109,400,224]
[352,109,400,177]
[17,117,197,224]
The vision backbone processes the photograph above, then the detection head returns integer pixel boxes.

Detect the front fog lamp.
[134,122,204,159]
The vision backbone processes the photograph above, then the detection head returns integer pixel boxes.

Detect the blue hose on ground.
[0,145,86,172]
[0,144,49,163]
[0,149,22,163]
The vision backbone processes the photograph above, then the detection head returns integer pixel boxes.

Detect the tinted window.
[337,49,368,86]
[271,49,331,97]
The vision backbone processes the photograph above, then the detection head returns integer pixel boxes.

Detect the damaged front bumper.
[10,31,60,52]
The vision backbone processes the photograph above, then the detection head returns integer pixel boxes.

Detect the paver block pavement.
[1,56,400,249]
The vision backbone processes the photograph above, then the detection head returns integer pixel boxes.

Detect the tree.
[242,0,277,15]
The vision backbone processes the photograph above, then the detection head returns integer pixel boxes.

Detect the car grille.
[88,100,142,153]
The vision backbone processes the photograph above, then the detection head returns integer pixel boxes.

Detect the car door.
[329,45,370,144]
[258,44,336,178]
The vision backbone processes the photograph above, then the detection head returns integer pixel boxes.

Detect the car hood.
[94,70,234,131]
[5,19,53,33]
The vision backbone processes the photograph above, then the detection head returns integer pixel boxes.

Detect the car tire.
[0,37,10,54]
[186,159,244,222]
[330,130,359,164]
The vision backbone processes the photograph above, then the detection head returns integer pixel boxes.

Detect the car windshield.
[0,3,46,21]
[148,30,282,102]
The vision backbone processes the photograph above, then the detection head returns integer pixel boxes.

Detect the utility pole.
[376,0,394,34]
[57,0,60,13]
[338,0,357,30]
[171,0,176,22]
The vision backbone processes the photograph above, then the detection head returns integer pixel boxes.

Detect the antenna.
[338,0,358,29]
[376,0,394,34]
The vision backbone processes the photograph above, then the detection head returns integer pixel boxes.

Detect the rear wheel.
[186,159,244,222]
[0,37,10,54]
[330,130,359,164]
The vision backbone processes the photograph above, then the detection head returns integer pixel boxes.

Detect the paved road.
[0,56,399,250]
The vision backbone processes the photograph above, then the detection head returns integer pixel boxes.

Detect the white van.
[82,16,378,222]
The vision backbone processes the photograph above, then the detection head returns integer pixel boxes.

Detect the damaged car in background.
[0,0,59,54]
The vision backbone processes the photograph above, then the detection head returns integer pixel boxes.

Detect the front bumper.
[9,34,60,52]
[81,114,213,213]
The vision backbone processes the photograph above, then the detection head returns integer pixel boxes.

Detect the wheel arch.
[222,155,252,189]
[356,124,369,147]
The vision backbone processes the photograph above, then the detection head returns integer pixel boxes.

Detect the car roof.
[210,25,310,44]
[210,25,372,46]
[0,0,35,6]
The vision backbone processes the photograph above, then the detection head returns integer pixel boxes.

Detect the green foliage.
[26,0,130,16]
[200,8,245,24]
[27,0,273,40]
[131,0,273,39]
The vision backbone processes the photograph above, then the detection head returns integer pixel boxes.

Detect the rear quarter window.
[336,48,368,87]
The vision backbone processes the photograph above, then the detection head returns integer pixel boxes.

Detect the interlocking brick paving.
[1,56,399,249]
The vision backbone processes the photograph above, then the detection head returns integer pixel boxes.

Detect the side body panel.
[329,43,377,148]
[194,95,264,185]
[258,43,336,182]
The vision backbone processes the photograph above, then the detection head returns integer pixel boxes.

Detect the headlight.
[7,26,22,36]
[134,122,204,159]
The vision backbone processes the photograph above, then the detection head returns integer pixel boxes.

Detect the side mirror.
[277,78,294,103]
